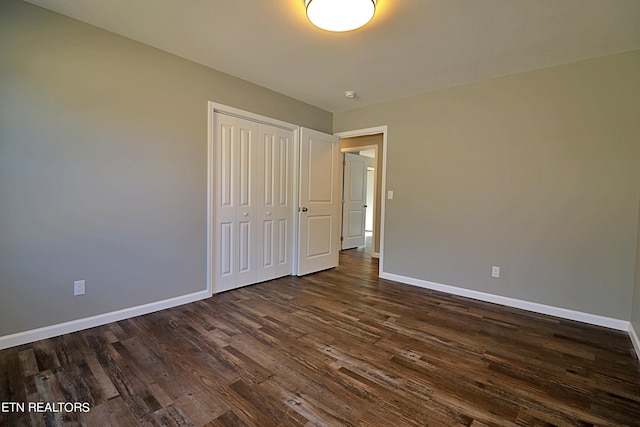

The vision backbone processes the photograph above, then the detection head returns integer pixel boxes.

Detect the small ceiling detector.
[345,91,357,99]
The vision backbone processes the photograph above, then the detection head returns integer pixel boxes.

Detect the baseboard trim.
[380,272,629,331]
[3,276,636,360]
[629,323,640,362]
[0,290,210,350]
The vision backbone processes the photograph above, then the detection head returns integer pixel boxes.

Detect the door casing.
[336,127,388,275]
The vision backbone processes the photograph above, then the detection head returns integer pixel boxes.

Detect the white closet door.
[256,125,293,282]
[214,113,258,292]
[214,112,294,292]
[275,128,294,278]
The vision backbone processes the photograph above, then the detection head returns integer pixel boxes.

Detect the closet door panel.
[262,219,274,268]
[233,118,258,287]
[277,218,289,275]
[257,126,278,282]
[219,222,233,278]
[214,113,258,291]
[276,131,293,277]
[215,115,237,291]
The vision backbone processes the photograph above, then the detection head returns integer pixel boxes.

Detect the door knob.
[266,211,272,216]
[301,207,308,212]
[243,212,248,217]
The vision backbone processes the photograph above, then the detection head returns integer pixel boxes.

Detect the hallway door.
[341,153,367,249]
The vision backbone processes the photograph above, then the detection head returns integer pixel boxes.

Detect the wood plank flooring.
[2,247,640,426]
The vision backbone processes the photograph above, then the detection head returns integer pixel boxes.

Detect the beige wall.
[335,50,640,321]
[0,0,331,337]
[340,134,383,255]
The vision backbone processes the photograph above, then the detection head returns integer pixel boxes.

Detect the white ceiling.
[23,0,640,113]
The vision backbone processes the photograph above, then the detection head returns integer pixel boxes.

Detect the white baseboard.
[4,275,638,361]
[0,290,210,350]
[629,323,640,362]
[380,272,630,331]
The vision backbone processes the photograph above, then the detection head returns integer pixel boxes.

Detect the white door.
[214,112,294,292]
[297,128,341,275]
[215,114,258,292]
[256,125,293,282]
[341,153,367,249]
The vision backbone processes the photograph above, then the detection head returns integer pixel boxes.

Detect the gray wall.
[632,199,640,333]
[335,50,640,321]
[0,0,331,337]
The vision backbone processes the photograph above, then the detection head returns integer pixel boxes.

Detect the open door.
[341,152,367,250]
[297,128,341,275]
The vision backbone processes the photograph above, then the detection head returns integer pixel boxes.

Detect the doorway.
[338,131,385,259]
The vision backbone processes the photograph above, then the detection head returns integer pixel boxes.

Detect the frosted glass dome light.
[305,0,377,32]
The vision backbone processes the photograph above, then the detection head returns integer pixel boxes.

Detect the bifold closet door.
[214,112,294,292]
[256,125,293,282]
[215,114,258,292]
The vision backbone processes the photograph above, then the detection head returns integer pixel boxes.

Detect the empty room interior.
[1,0,640,425]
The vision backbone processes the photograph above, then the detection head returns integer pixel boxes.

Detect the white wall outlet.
[387,190,394,200]
[491,266,500,278]
[74,280,85,296]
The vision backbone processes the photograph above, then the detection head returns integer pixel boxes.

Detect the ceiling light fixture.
[305,0,377,32]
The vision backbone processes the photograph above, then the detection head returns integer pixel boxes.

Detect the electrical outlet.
[74,280,85,296]
[491,266,500,278]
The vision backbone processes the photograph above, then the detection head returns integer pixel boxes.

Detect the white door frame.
[335,126,388,276]
[207,102,300,294]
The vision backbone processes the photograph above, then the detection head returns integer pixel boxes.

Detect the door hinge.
[340,236,344,242]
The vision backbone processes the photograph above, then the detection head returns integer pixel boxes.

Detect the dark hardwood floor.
[2,246,640,426]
